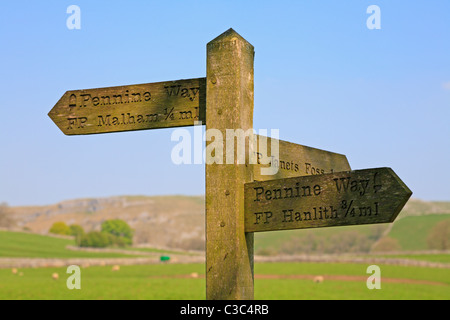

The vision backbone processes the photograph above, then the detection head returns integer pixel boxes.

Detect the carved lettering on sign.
[252,135,351,180]
[49,78,206,135]
[245,168,412,233]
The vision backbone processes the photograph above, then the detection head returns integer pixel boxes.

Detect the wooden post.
[205,28,255,300]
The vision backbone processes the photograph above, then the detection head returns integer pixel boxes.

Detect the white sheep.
[111,265,120,271]
[313,275,324,283]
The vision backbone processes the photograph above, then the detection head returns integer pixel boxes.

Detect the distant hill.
[8,195,205,251]
[397,198,450,217]
[5,196,450,254]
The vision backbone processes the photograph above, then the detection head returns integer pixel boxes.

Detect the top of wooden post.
[207,28,254,50]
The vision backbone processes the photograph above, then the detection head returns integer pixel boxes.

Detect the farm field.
[0,231,138,258]
[0,262,449,300]
[0,212,449,300]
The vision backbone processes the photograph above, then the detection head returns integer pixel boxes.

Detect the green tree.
[49,221,71,235]
[69,224,85,245]
[101,219,133,245]
[69,224,84,237]
[79,231,111,248]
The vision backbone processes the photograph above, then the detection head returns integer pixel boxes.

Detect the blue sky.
[0,1,449,206]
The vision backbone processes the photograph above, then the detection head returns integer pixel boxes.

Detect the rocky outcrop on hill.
[9,196,205,251]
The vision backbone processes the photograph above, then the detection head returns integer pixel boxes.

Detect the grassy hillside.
[4,196,450,255]
[9,195,206,251]
[255,214,450,255]
[386,214,450,251]
[255,223,388,255]
[0,231,136,258]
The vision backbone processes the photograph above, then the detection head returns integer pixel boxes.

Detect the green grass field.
[0,231,137,258]
[0,263,448,300]
[0,230,448,300]
[387,214,450,250]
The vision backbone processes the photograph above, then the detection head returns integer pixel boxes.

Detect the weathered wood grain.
[48,78,206,135]
[253,135,351,180]
[245,167,412,232]
[205,28,255,300]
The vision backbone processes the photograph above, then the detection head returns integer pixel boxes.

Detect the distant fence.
[1,254,448,269]
[0,255,205,269]
[255,254,450,269]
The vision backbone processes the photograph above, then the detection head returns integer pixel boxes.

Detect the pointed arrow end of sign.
[48,92,74,136]
[384,167,413,222]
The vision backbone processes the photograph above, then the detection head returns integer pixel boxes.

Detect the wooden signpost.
[49,78,206,135]
[205,29,255,300]
[253,135,351,181]
[48,28,412,300]
[245,167,412,233]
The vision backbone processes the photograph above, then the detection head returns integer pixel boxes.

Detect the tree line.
[48,219,133,248]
